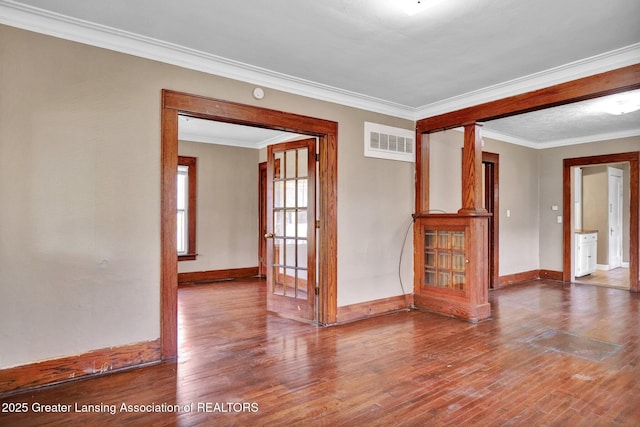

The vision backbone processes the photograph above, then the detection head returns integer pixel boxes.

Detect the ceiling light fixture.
[401,0,445,16]
[591,91,640,115]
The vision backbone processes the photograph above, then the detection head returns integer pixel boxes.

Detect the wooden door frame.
[483,152,499,288]
[161,90,338,360]
[563,152,639,291]
[258,162,267,277]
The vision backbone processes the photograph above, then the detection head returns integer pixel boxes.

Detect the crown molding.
[469,127,640,150]
[0,0,416,119]
[478,128,540,149]
[1,0,638,122]
[532,128,640,149]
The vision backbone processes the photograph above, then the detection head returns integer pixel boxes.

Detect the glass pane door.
[266,139,316,321]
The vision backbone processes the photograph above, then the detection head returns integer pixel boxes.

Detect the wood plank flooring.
[1,278,639,426]
[575,267,630,290]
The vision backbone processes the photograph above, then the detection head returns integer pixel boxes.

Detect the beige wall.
[482,137,541,276]
[177,141,259,273]
[0,25,414,369]
[429,130,462,213]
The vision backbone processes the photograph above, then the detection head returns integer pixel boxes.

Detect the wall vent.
[364,122,415,162]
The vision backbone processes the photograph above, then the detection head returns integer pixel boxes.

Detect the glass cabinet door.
[423,227,466,292]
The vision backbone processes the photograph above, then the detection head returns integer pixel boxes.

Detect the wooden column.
[459,123,487,215]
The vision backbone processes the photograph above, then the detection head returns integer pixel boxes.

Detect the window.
[177,156,197,261]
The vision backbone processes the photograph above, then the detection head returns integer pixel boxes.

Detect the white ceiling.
[1,0,639,147]
[178,116,301,149]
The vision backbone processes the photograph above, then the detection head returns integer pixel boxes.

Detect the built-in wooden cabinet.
[414,213,491,322]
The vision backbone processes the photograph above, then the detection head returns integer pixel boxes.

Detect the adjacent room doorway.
[563,152,639,291]
[483,151,499,288]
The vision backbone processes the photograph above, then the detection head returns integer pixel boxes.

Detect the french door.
[265,138,316,321]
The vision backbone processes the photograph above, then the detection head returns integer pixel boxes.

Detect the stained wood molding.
[0,339,161,396]
[539,270,564,281]
[336,294,413,324]
[497,270,564,287]
[498,270,541,288]
[178,267,259,284]
[413,294,491,324]
[417,64,640,132]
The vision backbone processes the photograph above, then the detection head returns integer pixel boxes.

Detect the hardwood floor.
[575,267,630,290]
[1,278,639,426]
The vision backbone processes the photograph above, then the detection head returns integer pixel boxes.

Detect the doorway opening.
[483,152,499,288]
[161,90,338,360]
[563,152,639,292]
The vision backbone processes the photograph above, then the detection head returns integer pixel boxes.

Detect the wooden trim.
[0,339,160,396]
[540,270,564,281]
[414,293,491,324]
[336,294,412,324]
[459,124,486,214]
[496,270,563,287]
[163,90,338,135]
[258,162,267,277]
[483,151,500,289]
[162,90,339,360]
[497,270,540,288]
[161,107,179,361]
[178,267,259,284]
[563,152,639,291]
[416,64,640,132]
[415,132,429,214]
[319,133,338,325]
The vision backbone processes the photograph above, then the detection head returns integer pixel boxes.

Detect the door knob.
[264,233,274,239]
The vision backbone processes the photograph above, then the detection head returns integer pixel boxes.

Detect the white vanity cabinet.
[575,231,597,277]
